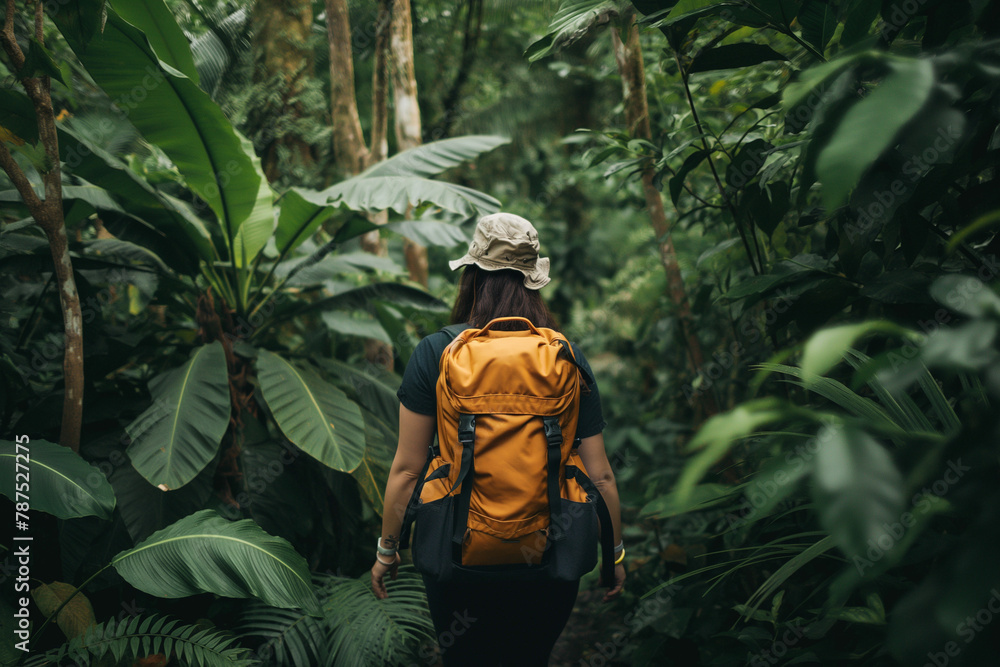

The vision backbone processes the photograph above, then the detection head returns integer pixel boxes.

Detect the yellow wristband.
[614,548,625,565]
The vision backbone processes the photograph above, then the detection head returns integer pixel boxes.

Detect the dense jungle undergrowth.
[2,0,1000,665]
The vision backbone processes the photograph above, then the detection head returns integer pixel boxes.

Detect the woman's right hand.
[370,553,400,600]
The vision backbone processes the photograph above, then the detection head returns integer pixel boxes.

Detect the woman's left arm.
[371,405,436,599]
[578,433,626,602]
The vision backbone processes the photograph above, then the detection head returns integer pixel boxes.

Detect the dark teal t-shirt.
[396,327,607,439]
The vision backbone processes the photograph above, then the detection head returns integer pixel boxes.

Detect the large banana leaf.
[315,176,501,217]
[300,283,450,315]
[50,7,261,257]
[232,132,276,268]
[383,219,468,247]
[274,188,335,256]
[111,510,322,616]
[256,350,366,473]
[113,0,200,83]
[57,117,215,271]
[125,342,231,490]
[360,135,509,178]
[0,439,115,520]
[285,135,508,245]
[109,455,216,544]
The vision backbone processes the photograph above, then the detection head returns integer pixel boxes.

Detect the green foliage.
[111,509,322,615]
[256,350,366,473]
[23,614,253,667]
[125,342,232,490]
[0,438,115,520]
[238,569,435,667]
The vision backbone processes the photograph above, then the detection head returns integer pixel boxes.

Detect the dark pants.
[421,576,580,667]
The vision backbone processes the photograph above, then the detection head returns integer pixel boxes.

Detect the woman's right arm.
[577,433,626,602]
[371,405,436,599]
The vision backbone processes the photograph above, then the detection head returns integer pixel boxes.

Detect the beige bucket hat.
[448,212,551,289]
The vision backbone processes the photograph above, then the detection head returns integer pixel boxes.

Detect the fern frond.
[238,601,329,667]
[321,570,436,667]
[238,567,435,667]
[23,614,253,667]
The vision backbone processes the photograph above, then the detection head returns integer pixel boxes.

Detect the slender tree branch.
[0,140,43,210]
[676,55,761,275]
[611,14,720,421]
[1,0,26,70]
[1,2,83,450]
[427,0,482,140]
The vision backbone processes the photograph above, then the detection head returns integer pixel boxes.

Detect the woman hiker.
[371,212,625,666]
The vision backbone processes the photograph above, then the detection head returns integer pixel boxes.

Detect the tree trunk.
[251,0,316,183]
[325,0,369,176]
[611,15,718,418]
[359,0,393,257]
[391,0,429,286]
[0,0,83,450]
[325,0,395,369]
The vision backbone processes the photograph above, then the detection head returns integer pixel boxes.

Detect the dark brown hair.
[450,265,558,331]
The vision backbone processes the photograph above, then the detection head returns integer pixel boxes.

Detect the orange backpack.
[401,317,615,585]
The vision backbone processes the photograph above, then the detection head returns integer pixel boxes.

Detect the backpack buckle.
[458,414,476,445]
[542,416,563,447]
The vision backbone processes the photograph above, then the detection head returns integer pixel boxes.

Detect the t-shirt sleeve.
[396,334,442,416]
[571,343,607,439]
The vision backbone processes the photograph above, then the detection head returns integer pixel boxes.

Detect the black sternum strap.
[542,416,565,543]
[451,414,476,552]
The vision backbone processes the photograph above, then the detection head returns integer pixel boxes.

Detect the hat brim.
[449,255,551,290]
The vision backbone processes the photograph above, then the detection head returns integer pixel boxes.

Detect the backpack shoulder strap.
[440,323,471,341]
[399,323,470,550]
[556,339,596,388]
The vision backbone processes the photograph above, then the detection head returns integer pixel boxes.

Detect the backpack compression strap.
[542,416,566,544]
[567,465,617,588]
[450,414,477,556]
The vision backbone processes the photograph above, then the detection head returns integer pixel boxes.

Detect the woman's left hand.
[371,553,400,600]
[602,563,626,602]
